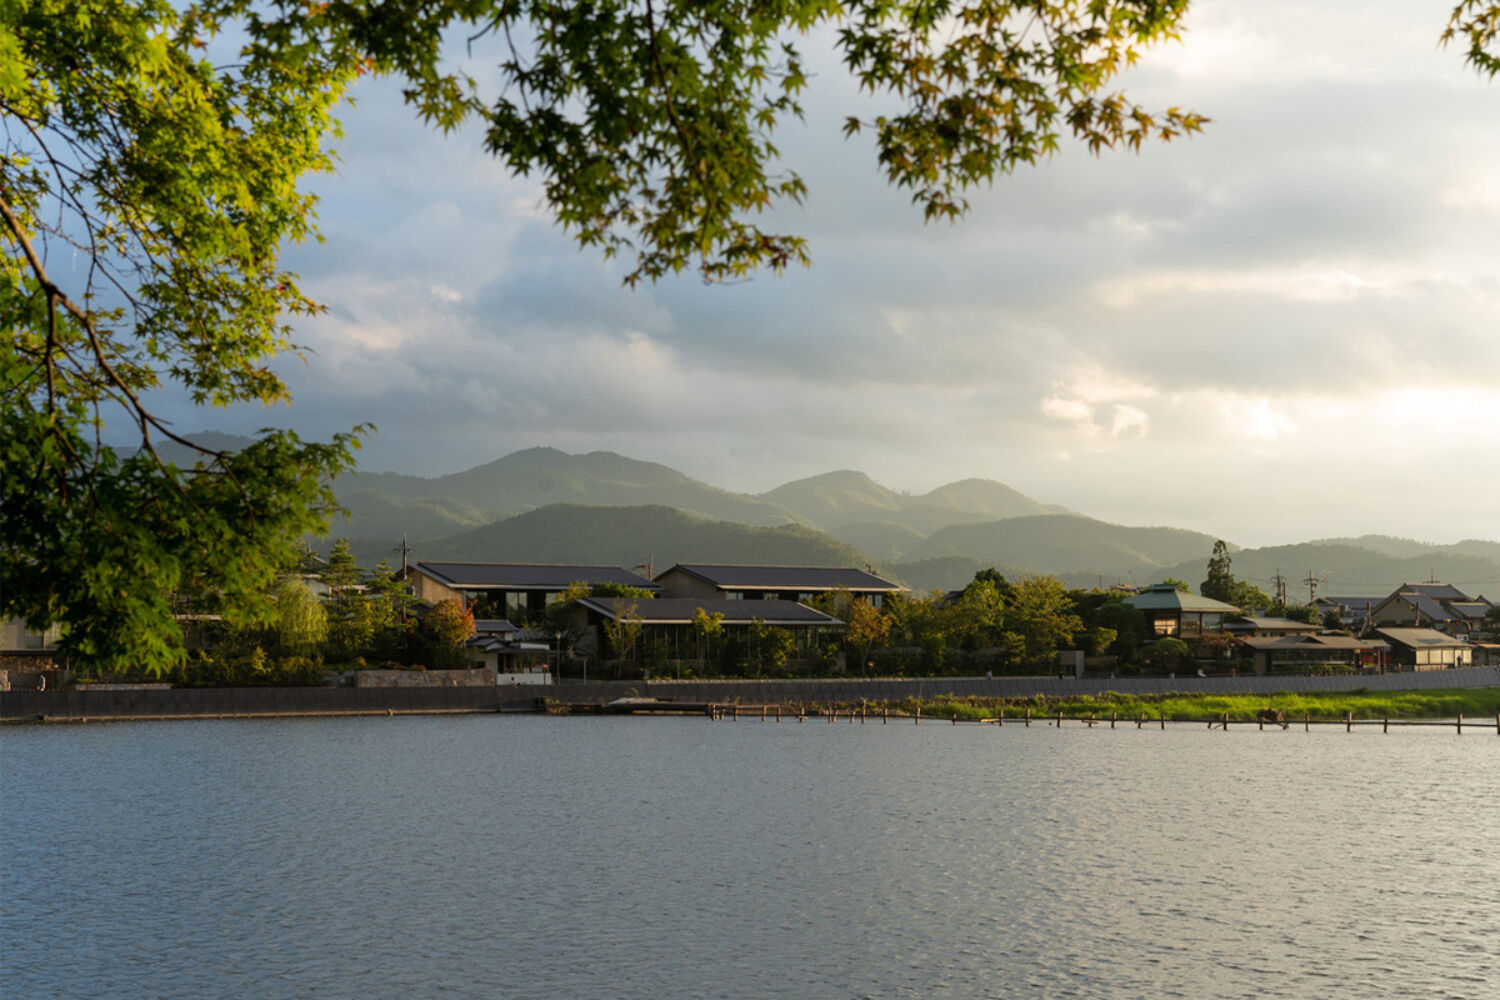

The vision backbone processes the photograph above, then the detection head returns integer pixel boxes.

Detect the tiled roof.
[1125,584,1241,614]
[658,564,903,591]
[1239,634,1387,651]
[576,597,843,626]
[416,562,658,591]
[1375,627,1469,648]
[1398,583,1471,602]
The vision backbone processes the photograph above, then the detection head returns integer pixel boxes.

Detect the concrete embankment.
[5,666,1498,723]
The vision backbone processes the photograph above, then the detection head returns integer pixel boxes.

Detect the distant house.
[1,619,62,659]
[1237,634,1389,675]
[566,597,844,662]
[653,564,905,606]
[1374,627,1474,670]
[464,619,552,683]
[1313,596,1382,631]
[1223,616,1322,639]
[1124,583,1241,638]
[1369,584,1492,638]
[407,562,659,617]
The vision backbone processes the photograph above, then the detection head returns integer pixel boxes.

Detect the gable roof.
[656,564,903,592]
[1125,583,1241,614]
[1374,627,1470,649]
[415,562,659,591]
[1238,634,1388,652]
[1397,582,1471,602]
[1375,592,1455,622]
[576,597,843,627]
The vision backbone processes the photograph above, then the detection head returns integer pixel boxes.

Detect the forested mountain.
[163,436,1500,597]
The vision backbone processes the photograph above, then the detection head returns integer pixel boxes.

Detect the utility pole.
[1303,571,1319,604]
[392,532,415,622]
[1272,570,1288,607]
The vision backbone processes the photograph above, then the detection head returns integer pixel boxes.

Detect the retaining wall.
[0,685,541,723]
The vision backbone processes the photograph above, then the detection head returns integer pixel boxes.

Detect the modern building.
[1374,627,1474,670]
[653,564,905,606]
[1124,583,1241,638]
[566,597,844,662]
[1237,634,1389,675]
[407,562,659,618]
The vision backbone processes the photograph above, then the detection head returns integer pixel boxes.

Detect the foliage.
[1445,1,1500,78]
[601,601,644,665]
[745,618,797,675]
[843,597,891,675]
[1269,602,1321,625]
[1159,578,1191,593]
[1000,575,1083,668]
[1485,605,1500,641]
[273,577,327,658]
[418,597,475,669]
[1140,636,1194,672]
[691,606,725,665]
[1200,540,1233,602]
[1224,578,1273,614]
[1,1,362,674]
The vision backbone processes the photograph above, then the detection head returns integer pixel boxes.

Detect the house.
[1313,595,1382,630]
[1369,584,1492,638]
[407,562,660,618]
[653,564,905,606]
[566,597,844,662]
[1373,627,1474,670]
[1223,616,1322,639]
[1124,583,1241,638]
[1237,634,1390,675]
[464,619,553,683]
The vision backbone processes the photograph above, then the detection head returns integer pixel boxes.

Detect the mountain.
[413,504,872,571]
[761,469,1058,538]
[1159,543,1500,602]
[906,515,1221,584]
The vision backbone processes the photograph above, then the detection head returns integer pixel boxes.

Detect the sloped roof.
[576,597,843,627]
[1125,584,1241,614]
[1375,627,1470,649]
[416,562,659,591]
[1239,634,1388,651]
[1317,596,1382,613]
[1378,592,1455,622]
[1447,601,1493,620]
[1398,582,1471,602]
[657,563,903,592]
[1226,616,1321,631]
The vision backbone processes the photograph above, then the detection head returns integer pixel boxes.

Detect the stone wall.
[349,667,497,688]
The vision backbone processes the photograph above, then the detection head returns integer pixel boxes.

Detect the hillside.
[761,469,1057,537]
[413,504,873,571]
[907,515,1222,583]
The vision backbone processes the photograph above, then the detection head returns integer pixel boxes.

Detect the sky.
[161,0,1500,548]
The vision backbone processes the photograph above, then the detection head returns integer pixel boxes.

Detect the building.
[566,597,844,663]
[653,564,905,606]
[407,562,660,618]
[464,619,553,683]
[1237,634,1389,675]
[1124,583,1241,638]
[1313,595,1382,630]
[1223,616,1322,639]
[1368,583,1492,638]
[1373,627,1474,670]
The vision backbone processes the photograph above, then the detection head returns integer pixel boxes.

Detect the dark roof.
[1380,592,1455,622]
[1397,583,1471,602]
[1224,616,1321,632]
[1239,634,1388,651]
[416,562,658,591]
[1317,596,1382,613]
[1375,627,1470,649]
[1125,584,1240,614]
[576,597,843,627]
[473,619,519,635]
[656,564,903,592]
[1447,602,1493,620]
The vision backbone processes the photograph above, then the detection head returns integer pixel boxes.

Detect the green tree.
[1200,540,1234,603]
[691,606,725,671]
[1225,579,1273,614]
[272,577,327,658]
[843,598,891,675]
[746,618,796,676]
[1160,578,1192,593]
[1001,575,1084,669]
[601,601,644,668]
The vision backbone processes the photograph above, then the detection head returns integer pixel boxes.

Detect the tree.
[1200,541,1234,603]
[1159,578,1192,594]
[418,598,475,669]
[601,601,644,668]
[272,577,327,658]
[1001,575,1084,669]
[746,618,796,675]
[1224,579,1273,615]
[2,2,362,674]
[691,606,725,672]
[843,598,891,675]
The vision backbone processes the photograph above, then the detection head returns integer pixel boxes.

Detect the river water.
[3,715,1496,999]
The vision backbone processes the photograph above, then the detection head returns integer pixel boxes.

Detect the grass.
[876,689,1500,723]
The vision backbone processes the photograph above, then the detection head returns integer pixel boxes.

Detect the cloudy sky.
[172,0,1499,547]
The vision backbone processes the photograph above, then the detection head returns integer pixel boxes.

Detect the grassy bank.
[876,688,1500,722]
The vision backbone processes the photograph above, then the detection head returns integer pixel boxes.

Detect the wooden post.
[733,704,739,721]
[1346,711,1352,733]
[1457,713,1463,735]
[998,708,1004,727]
[1025,707,1031,727]
[1111,711,1116,729]
[1305,713,1310,732]
[915,706,920,725]
[761,705,766,721]
[1137,713,1144,729]
[1223,712,1229,732]
[1159,714,1165,730]
[952,713,958,725]
[1258,715,1264,731]
[1056,709,1063,728]
[1383,717,1388,733]
[1495,712,1498,736]
[798,710,804,723]
[883,707,888,724]
[776,705,781,722]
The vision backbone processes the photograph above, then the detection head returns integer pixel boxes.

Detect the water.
[3,716,1496,999]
